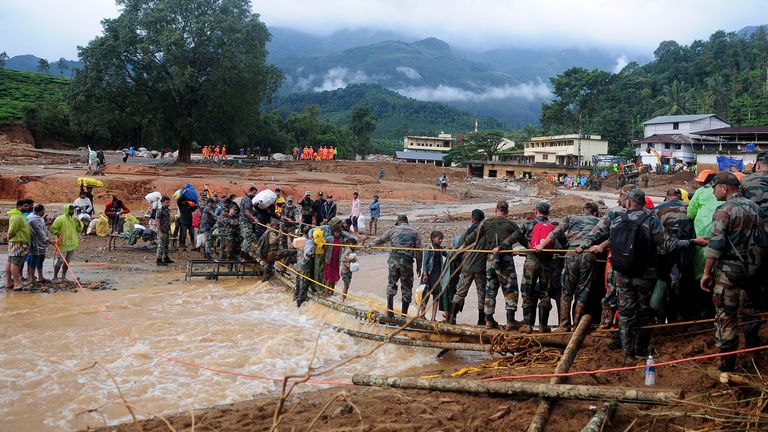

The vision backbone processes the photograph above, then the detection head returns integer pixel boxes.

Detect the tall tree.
[653,80,691,116]
[56,57,69,76]
[349,106,376,158]
[0,51,8,68]
[69,0,282,162]
[36,58,50,75]
[461,131,506,161]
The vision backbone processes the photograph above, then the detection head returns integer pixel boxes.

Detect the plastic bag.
[415,283,429,305]
[124,214,140,225]
[145,191,162,203]
[95,215,110,237]
[179,183,199,203]
[357,214,366,234]
[196,233,205,249]
[172,189,181,200]
[650,279,668,317]
[86,217,100,235]
[252,189,277,209]
[77,177,105,188]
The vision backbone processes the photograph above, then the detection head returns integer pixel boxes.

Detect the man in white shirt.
[72,191,93,216]
[350,192,362,233]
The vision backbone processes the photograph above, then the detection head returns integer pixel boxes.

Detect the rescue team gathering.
[5,154,767,375]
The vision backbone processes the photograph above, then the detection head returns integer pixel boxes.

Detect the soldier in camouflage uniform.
[367,214,422,317]
[601,189,701,358]
[461,202,522,330]
[702,172,768,372]
[503,201,554,333]
[654,188,697,321]
[280,195,300,247]
[450,209,488,325]
[199,198,218,260]
[537,202,600,331]
[741,153,768,307]
[155,196,173,266]
[239,187,258,260]
[259,218,298,282]
[216,205,240,260]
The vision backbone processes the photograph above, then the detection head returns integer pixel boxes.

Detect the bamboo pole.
[351,375,681,404]
[580,401,617,432]
[529,313,593,432]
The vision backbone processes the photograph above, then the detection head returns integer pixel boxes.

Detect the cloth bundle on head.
[145,191,162,203]
[180,183,199,203]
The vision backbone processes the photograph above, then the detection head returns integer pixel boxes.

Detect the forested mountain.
[273,83,506,139]
[541,28,768,155]
[267,27,412,64]
[4,55,81,78]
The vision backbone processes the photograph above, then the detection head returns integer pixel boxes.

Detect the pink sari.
[323,239,342,284]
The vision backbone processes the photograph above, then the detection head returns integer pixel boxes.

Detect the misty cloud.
[312,67,377,91]
[396,81,552,103]
[612,55,629,73]
[396,66,422,80]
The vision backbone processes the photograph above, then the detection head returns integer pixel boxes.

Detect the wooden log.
[351,375,681,404]
[529,313,594,432]
[334,327,488,352]
[581,401,617,432]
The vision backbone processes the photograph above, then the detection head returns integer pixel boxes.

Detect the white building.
[524,134,608,166]
[633,114,731,168]
[403,132,455,153]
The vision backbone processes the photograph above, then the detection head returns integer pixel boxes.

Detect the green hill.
[273,83,507,139]
[0,67,69,126]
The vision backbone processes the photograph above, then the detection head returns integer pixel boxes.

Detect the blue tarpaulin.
[717,156,744,172]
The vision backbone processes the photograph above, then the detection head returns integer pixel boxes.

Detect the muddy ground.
[2,131,762,432]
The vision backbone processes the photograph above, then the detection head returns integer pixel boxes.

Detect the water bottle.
[644,354,656,386]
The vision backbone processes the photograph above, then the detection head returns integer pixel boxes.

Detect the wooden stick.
[351,375,681,404]
[581,401,617,432]
[529,313,594,432]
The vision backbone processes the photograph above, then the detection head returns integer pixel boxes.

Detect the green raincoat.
[49,205,83,252]
[687,185,724,278]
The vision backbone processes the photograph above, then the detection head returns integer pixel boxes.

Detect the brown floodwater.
[0,256,483,431]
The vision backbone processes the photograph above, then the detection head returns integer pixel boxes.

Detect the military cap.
[619,184,637,197]
[626,188,646,205]
[713,171,740,186]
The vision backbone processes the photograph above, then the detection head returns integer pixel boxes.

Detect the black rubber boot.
[477,310,486,326]
[504,309,518,331]
[401,301,410,315]
[519,307,536,333]
[156,258,167,266]
[719,349,737,373]
[448,302,461,325]
[386,295,395,318]
[538,307,551,333]
[485,314,499,329]
[164,256,174,264]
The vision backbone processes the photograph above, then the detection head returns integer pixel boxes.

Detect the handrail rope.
[54,244,351,386]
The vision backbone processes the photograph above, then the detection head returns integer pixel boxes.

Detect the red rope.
[54,245,351,386]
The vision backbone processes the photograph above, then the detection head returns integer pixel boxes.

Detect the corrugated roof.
[635,134,695,144]
[394,151,445,161]
[692,126,768,135]
[643,114,727,125]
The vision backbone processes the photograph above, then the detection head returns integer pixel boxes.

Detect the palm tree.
[653,81,691,116]
[702,74,730,117]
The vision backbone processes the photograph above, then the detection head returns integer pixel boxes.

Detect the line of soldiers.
[363,154,768,371]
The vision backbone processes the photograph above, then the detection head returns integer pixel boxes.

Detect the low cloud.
[612,54,629,73]
[395,81,552,102]
[396,66,422,80]
[296,74,316,91]
[312,67,375,91]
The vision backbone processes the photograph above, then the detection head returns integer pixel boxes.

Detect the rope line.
[54,244,351,386]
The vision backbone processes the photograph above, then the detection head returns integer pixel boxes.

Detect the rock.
[332,403,353,417]
[488,405,510,422]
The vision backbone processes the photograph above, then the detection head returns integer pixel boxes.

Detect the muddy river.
[1,255,484,431]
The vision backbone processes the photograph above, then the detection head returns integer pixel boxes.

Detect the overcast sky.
[1,0,766,60]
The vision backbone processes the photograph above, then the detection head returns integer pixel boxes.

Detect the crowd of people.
[201,145,227,160]
[295,146,337,161]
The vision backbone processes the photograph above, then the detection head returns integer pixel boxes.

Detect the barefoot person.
[4,199,31,290]
[28,204,53,283]
[50,205,84,281]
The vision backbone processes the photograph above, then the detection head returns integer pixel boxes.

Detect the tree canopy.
[69,0,282,161]
[349,106,377,158]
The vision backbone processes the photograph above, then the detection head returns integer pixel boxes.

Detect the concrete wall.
[644,117,731,137]
[468,162,582,179]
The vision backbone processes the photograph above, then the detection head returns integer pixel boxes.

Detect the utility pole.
[577,113,582,178]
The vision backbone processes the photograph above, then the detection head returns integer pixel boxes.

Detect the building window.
[506,170,515,177]
[674,144,681,150]
[664,144,671,150]
[488,170,497,178]
[542,154,549,160]
[673,122,679,130]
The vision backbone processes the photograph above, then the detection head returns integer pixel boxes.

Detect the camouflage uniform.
[215,213,240,260]
[579,206,626,328]
[463,216,522,327]
[741,169,768,308]
[341,251,355,291]
[156,206,171,260]
[506,216,553,331]
[452,222,488,323]
[199,203,217,256]
[654,198,697,320]
[260,228,297,281]
[369,223,422,313]
[547,212,600,330]
[705,193,766,368]
[607,206,692,358]
[280,203,300,246]
[239,196,256,257]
